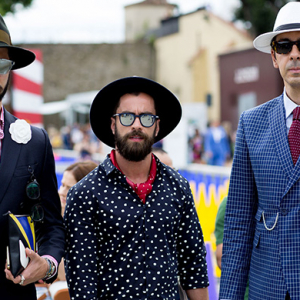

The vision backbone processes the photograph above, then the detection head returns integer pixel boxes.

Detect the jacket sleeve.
[219,112,258,299]
[34,128,65,283]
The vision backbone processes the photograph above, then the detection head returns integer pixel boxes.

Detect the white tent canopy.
[40,90,99,125]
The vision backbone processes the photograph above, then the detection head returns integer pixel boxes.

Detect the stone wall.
[18,42,155,127]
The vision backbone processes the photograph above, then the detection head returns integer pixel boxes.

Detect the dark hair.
[65,160,98,182]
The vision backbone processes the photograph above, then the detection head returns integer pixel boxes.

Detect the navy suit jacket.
[0,109,65,300]
[220,94,300,300]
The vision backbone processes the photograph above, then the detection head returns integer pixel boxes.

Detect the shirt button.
[281,208,288,216]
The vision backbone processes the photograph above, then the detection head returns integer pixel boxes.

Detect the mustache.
[287,61,300,69]
[125,130,147,139]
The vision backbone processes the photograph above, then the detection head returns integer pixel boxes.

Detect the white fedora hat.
[254,2,300,53]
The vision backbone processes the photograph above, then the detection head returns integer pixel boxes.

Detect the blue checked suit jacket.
[219,93,300,300]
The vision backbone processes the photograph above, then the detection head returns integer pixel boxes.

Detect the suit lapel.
[0,109,22,203]
[270,96,300,197]
[270,96,293,179]
[284,152,300,197]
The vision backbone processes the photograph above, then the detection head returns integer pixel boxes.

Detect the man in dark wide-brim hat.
[64,76,209,300]
[0,14,65,300]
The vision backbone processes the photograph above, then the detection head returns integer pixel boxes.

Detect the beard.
[114,125,156,162]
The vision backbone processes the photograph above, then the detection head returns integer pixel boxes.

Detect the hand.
[5,248,48,286]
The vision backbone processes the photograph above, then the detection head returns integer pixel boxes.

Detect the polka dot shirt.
[64,155,209,300]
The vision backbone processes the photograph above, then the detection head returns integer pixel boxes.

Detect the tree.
[0,0,33,16]
[233,0,292,37]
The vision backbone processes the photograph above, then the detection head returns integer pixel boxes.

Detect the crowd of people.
[47,123,102,160]
[2,2,300,300]
[188,121,236,167]
[47,120,236,168]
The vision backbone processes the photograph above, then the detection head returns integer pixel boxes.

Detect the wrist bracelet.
[43,258,56,280]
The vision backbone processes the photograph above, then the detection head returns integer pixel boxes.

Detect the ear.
[155,119,160,137]
[111,117,116,134]
[271,49,279,69]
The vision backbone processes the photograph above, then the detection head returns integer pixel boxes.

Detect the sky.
[3,0,241,44]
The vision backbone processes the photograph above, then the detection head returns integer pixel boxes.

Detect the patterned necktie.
[0,120,3,140]
[288,107,300,165]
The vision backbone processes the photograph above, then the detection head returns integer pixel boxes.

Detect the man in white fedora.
[219,2,300,300]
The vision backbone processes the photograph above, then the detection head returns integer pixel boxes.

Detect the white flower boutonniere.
[9,119,32,144]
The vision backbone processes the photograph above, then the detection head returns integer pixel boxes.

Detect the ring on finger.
[19,274,25,285]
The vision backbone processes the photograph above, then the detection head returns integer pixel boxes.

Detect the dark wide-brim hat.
[0,15,35,69]
[90,76,182,148]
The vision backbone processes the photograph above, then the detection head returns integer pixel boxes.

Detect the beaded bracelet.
[43,257,56,280]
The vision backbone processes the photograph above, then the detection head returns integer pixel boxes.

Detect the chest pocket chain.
[262,211,279,231]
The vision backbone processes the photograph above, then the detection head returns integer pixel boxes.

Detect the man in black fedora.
[64,76,209,300]
[0,14,65,300]
[220,2,300,300]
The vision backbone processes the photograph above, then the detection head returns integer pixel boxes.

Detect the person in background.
[220,3,300,300]
[189,128,203,164]
[204,120,230,166]
[60,126,73,150]
[58,160,98,221]
[0,14,65,300]
[47,125,62,149]
[214,198,226,271]
[151,147,174,168]
[64,76,209,300]
[214,197,249,300]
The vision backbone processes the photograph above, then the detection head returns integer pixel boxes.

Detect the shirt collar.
[109,149,157,203]
[109,149,157,181]
[102,154,118,176]
[284,87,299,119]
[102,151,162,177]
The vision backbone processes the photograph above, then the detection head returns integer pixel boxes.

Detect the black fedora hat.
[0,15,35,69]
[90,76,182,148]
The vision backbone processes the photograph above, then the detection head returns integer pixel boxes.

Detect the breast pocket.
[254,207,263,248]
[13,163,38,177]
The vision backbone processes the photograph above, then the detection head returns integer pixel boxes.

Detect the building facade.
[219,47,283,130]
[154,8,253,122]
[13,42,155,128]
[125,0,177,42]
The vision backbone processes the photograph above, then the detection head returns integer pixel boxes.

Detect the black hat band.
[0,29,11,46]
[275,23,300,32]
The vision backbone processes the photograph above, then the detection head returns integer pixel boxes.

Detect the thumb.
[25,248,36,259]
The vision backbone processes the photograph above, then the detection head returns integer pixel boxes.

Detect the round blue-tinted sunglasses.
[113,113,159,127]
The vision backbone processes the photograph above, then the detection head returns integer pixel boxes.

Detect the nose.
[131,115,143,128]
[290,44,300,60]
[58,186,68,197]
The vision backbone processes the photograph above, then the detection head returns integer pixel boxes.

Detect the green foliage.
[0,0,33,16]
[234,0,292,37]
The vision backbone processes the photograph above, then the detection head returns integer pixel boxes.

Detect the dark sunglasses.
[271,40,300,54]
[113,113,159,128]
[0,59,15,74]
[26,169,44,222]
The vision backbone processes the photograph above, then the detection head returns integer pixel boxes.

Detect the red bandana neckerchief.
[110,149,156,204]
